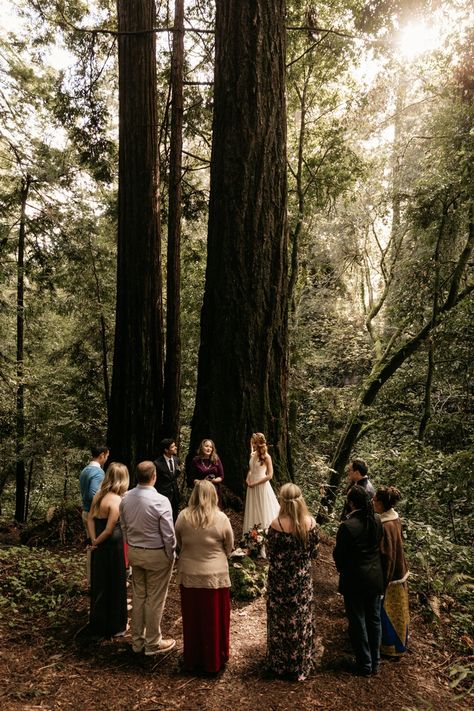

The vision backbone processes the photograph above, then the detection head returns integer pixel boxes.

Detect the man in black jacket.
[153,439,181,521]
[333,485,384,676]
[340,458,375,520]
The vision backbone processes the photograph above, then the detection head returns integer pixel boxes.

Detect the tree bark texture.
[162,0,184,443]
[108,0,164,473]
[189,0,290,494]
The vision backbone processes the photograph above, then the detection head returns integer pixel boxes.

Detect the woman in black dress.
[87,462,129,640]
[266,483,319,681]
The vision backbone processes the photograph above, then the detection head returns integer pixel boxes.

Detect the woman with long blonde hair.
[175,480,234,673]
[87,462,129,640]
[266,483,319,681]
[243,432,280,539]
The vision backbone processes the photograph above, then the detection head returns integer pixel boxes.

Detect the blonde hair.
[183,480,219,528]
[278,483,311,543]
[90,462,129,516]
[251,432,268,465]
[196,439,219,464]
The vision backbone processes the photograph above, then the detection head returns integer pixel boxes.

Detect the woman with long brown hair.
[87,462,129,640]
[266,483,319,681]
[188,439,224,505]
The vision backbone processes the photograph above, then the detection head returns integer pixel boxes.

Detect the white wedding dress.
[243,453,280,533]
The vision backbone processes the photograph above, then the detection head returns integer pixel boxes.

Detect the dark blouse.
[189,457,224,483]
[189,457,224,505]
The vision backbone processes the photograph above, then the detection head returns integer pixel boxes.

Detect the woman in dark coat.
[333,485,384,676]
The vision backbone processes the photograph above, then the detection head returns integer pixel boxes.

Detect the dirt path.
[0,524,469,711]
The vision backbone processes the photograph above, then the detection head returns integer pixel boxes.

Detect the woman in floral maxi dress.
[266,483,319,681]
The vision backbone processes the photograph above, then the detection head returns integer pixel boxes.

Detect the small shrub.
[229,555,267,601]
[0,545,85,630]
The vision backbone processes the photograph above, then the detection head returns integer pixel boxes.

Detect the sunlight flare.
[396,20,440,60]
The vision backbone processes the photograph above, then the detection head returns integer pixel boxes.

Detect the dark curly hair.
[375,486,402,512]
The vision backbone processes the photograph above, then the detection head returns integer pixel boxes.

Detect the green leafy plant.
[229,555,267,601]
[0,546,84,631]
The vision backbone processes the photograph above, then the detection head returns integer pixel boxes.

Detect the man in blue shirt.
[79,444,109,583]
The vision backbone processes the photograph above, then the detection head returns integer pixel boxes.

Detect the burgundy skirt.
[180,585,230,673]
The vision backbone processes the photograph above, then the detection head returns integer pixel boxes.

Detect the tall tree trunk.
[418,206,446,441]
[189,0,290,494]
[389,75,406,261]
[108,0,164,473]
[288,71,310,314]
[418,338,435,441]
[162,0,184,443]
[87,235,110,413]
[25,456,34,522]
[15,174,31,523]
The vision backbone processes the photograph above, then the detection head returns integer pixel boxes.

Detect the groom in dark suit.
[153,438,182,521]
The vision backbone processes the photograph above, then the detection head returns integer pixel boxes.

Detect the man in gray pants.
[120,461,176,655]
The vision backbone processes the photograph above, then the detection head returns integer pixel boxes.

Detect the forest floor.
[0,510,471,711]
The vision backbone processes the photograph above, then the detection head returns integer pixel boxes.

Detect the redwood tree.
[108,0,164,472]
[162,0,184,443]
[189,0,290,493]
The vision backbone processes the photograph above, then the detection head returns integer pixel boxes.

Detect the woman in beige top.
[175,480,234,673]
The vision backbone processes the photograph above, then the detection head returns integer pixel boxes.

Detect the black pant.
[343,592,382,673]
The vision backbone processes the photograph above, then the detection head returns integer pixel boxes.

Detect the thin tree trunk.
[108,0,164,472]
[162,0,184,443]
[418,338,435,441]
[15,174,31,523]
[25,456,34,522]
[87,235,110,413]
[189,0,290,494]
[288,72,310,313]
[418,206,446,440]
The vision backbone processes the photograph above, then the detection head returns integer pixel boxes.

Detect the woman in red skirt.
[175,479,234,673]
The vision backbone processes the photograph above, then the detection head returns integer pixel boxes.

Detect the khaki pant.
[82,510,91,586]
[127,547,174,654]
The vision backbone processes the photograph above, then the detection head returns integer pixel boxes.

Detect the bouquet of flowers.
[240,524,266,558]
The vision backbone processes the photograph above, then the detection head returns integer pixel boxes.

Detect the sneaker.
[145,638,176,655]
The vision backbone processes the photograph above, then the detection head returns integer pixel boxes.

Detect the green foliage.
[0,545,84,628]
[404,519,474,653]
[365,444,474,546]
[229,556,267,601]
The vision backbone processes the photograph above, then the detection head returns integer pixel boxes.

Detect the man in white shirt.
[153,438,181,521]
[120,460,177,655]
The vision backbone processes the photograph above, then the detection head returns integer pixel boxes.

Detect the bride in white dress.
[243,432,280,534]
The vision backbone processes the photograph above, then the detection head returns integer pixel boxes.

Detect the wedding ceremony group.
[79,432,409,682]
